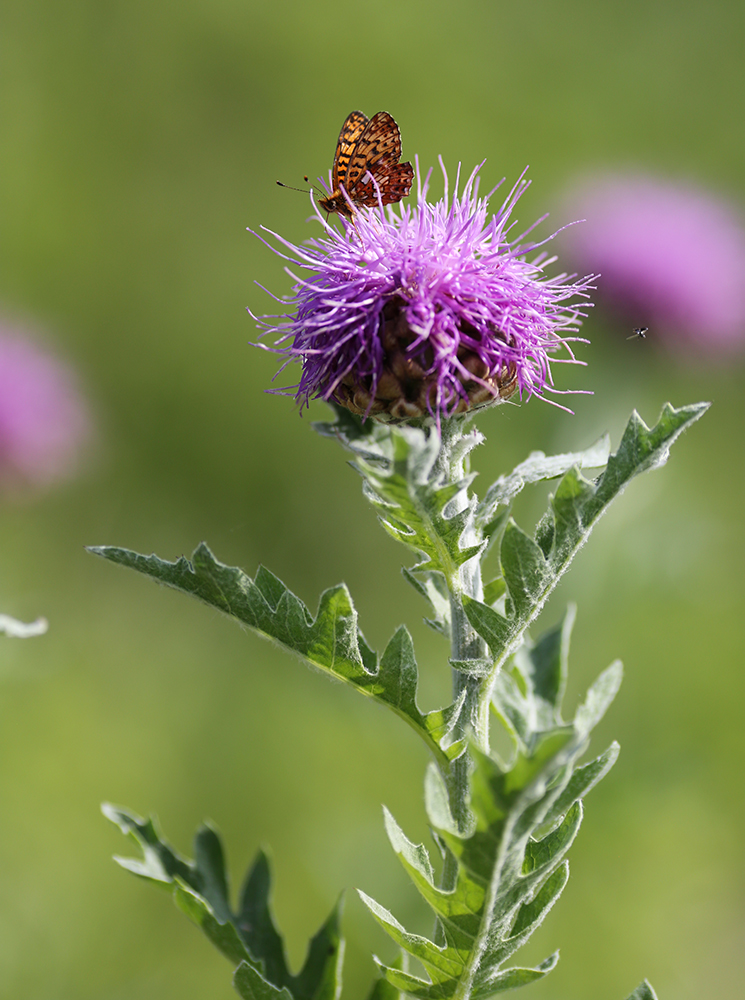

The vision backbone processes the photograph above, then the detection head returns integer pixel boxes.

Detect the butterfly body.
[318,111,414,219]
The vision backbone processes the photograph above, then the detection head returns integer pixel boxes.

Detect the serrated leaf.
[402,567,452,637]
[236,850,290,987]
[363,610,624,1000]
[491,606,575,755]
[537,743,620,836]
[574,661,623,736]
[376,626,421,718]
[104,805,343,1000]
[103,803,194,887]
[366,960,408,1000]
[312,402,378,449]
[174,880,253,966]
[383,808,436,886]
[471,952,559,999]
[549,403,709,569]
[194,825,232,921]
[465,403,708,677]
[89,544,453,767]
[423,761,461,837]
[625,981,659,1000]
[348,423,484,582]
[523,801,583,871]
[523,605,572,715]
[477,863,568,973]
[422,694,469,763]
[365,741,599,996]
[234,962,295,1000]
[476,436,611,527]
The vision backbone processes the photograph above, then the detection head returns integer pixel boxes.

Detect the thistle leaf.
[89,544,453,766]
[358,446,482,579]
[465,402,709,674]
[103,805,343,1000]
[624,981,659,1000]
[360,613,621,999]
[477,436,611,526]
[318,415,485,583]
[234,962,295,1000]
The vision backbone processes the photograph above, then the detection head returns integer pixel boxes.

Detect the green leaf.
[491,605,574,755]
[574,661,623,738]
[234,962,295,1000]
[476,435,611,530]
[471,953,559,999]
[103,805,343,1000]
[401,568,451,637]
[174,881,254,967]
[500,521,550,620]
[537,743,620,837]
[465,403,709,675]
[318,415,485,584]
[89,543,453,767]
[625,981,659,1000]
[482,577,506,607]
[361,460,481,580]
[103,803,195,887]
[365,954,409,1000]
[520,604,572,714]
[312,402,377,450]
[360,623,620,1000]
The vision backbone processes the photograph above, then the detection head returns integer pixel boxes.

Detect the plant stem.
[437,418,493,836]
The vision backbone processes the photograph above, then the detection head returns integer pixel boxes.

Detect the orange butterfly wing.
[349,161,415,208]
[320,111,413,217]
[331,111,369,191]
[345,112,414,208]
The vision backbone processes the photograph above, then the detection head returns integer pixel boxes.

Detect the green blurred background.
[1,0,743,997]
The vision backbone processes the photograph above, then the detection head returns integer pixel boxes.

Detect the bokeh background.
[1,1,744,997]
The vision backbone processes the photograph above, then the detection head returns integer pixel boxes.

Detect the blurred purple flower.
[0,326,90,493]
[251,161,593,422]
[560,173,745,352]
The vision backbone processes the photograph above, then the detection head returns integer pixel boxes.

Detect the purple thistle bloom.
[252,160,594,422]
[0,326,90,494]
[560,173,745,352]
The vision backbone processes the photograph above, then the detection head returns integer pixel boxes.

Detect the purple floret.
[252,160,594,421]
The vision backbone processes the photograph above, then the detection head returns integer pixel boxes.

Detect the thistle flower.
[252,161,593,422]
[560,173,745,352]
[0,326,90,494]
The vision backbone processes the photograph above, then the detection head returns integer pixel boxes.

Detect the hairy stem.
[442,416,491,835]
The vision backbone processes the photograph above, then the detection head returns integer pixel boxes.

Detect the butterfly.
[318,111,414,219]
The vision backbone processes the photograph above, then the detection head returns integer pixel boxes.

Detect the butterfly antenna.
[276,180,312,194]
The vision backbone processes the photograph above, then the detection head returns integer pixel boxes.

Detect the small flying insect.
[627,326,648,340]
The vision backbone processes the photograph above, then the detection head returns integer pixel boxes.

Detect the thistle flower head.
[560,173,745,352]
[252,160,594,422]
[0,326,90,495]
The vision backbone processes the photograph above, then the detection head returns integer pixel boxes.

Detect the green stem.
[439,417,492,836]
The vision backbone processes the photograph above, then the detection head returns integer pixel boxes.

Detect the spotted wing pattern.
[319,111,413,218]
[331,111,369,191]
